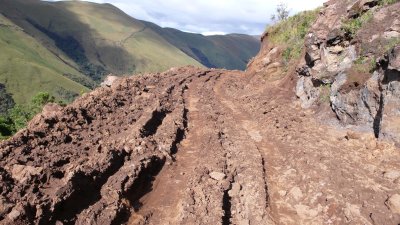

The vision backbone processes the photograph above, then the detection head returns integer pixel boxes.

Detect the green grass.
[0,0,260,110]
[149,25,260,70]
[379,0,400,5]
[0,0,259,78]
[319,83,331,103]
[342,11,373,38]
[121,28,204,73]
[0,0,202,81]
[48,1,203,73]
[60,1,257,71]
[384,37,400,53]
[0,92,57,139]
[353,56,376,73]
[266,8,320,66]
[0,14,90,105]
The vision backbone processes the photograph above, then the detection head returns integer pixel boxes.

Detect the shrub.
[8,105,32,131]
[0,116,14,139]
[31,92,55,109]
[2,92,57,138]
[0,84,15,115]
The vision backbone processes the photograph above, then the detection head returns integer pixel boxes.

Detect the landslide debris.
[0,67,197,224]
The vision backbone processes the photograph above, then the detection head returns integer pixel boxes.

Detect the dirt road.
[0,67,399,224]
[127,68,400,224]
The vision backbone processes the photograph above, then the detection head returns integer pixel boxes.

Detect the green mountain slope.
[0,13,89,105]
[0,0,202,82]
[0,0,260,108]
[143,22,260,70]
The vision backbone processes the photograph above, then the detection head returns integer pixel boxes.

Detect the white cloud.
[46,0,327,35]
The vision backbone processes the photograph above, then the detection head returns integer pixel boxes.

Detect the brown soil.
[339,66,372,94]
[0,66,399,225]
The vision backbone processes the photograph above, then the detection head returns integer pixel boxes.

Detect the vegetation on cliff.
[267,8,320,67]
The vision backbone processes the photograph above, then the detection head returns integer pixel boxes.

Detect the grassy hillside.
[144,22,260,70]
[208,34,260,69]
[266,9,320,67]
[0,0,260,107]
[1,0,258,77]
[0,0,202,82]
[0,13,89,105]
[61,1,203,74]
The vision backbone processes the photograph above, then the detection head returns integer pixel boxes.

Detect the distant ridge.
[0,0,259,107]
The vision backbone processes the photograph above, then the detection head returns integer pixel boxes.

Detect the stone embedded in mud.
[7,209,21,221]
[11,164,43,184]
[386,194,400,214]
[343,203,361,222]
[101,75,119,87]
[228,183,242,197]
[384,19,400,39]
[209,171,225,181]
[238,219,250,225]
[0,66,208,224]
[296,76,320,109]
[383,170,400,181]
[0,198,12,218]
[289,186,304,201]
[294,204,319,219]
[262,47,279,67]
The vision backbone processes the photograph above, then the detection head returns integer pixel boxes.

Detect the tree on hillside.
[8,92,56,132]
[271,3,290,23]
[0,116,14,139]
[0,84,15,115]
[31,92,55,112]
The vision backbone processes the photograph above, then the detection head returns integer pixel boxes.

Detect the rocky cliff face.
[297,0,400,144]
[249,0,400,145]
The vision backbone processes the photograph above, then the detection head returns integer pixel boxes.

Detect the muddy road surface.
[0,66,399,225]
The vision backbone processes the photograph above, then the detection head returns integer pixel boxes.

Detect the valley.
[0,0,259,106]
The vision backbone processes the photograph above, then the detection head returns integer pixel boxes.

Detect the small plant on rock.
[353,56,376,73]
[342,11,373,38]
[379,0,400,5]
[319,83,332,104]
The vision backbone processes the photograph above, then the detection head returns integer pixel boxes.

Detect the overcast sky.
[49,0,327,35]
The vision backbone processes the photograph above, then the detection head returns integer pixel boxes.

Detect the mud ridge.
[140,110,169,138]
[51,151,127,225]
[117,156,166,224]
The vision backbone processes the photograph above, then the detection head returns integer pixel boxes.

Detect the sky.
[49,0,327,35]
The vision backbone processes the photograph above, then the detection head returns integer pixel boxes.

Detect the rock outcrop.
[293,0,400,144]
